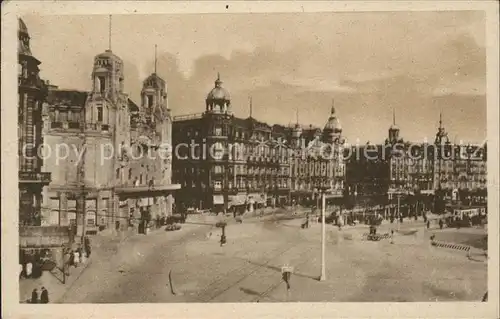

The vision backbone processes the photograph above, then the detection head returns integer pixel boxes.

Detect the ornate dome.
[324,106,342,132]
[390,123,399,130]
[206,73,230,101]
[94,49,123,63]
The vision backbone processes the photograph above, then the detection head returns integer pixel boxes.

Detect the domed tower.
[205,73,231,114]
[388,109,400,144]
[91,49,124,101]
[323,101,342,143]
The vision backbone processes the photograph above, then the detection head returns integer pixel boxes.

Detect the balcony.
[19,171,51,185]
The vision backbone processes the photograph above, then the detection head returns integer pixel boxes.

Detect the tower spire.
[393,108,396,125]
[108,15,112,51]
[331,99,335,115]
[439,111,443,129]
[296,108,299,125]
[249,96,253,118]
[154,44,157,74]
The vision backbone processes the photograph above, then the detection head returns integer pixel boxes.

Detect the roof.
[207,87,231,101]
[94,49,123,63]
[46,89,88,106]
[143,73,166,89]
[128,98,139,112]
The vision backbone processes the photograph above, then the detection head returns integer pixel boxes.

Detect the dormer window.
[97,107,103,122]
[98,76,106,93]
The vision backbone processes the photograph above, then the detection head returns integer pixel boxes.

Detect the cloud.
[22,12,486,144]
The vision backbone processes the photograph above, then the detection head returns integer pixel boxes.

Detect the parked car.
[166,214,185,225]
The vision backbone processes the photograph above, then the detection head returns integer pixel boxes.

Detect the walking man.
[40,287,49,304]
[31,288,39,304]
[26,261,33,278]
[73,249,80,268]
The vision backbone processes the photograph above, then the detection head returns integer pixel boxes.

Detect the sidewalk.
[19,226,157,303]
[19,255,93,303]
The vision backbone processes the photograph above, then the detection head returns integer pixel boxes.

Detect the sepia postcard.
[1,1,499,318]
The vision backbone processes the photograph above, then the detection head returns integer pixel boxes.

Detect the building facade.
[172,75,346,212]
[18,18,52,226]
[345,111,487,217]
[42,48,179,233]
[289,105,346,206]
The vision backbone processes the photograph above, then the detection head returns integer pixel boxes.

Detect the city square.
[11,9,492,308]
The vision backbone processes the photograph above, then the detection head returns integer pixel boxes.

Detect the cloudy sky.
[22,11,486,144]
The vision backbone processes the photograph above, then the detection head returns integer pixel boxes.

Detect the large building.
[42,47,179,234]
[345,110,487,217]
[18,18,52,226]
[289,105,346,207]
[172,75,346,213]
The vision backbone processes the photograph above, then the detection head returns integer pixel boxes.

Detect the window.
[128,168,132,180]
[116,168,120,179]
[214,181,222,190]
[147,95,153,108]
[98,76,106,92]
[87,218,95,226]
[214,126,222,136]
[97,107,103,122]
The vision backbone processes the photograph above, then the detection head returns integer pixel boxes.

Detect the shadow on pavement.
[183,221,216,226]
[239,287,261,296]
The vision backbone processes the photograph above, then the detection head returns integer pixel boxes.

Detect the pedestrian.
[31,288,39,304]
[220,225,227,247]
[19,263,24,278]
[439,219,443,230]
[26,261,33,278]
[426,220,430,229]
[64,250,71,276]
[73,249,80,268]
[40,287,49,304]
[80,248,87,264]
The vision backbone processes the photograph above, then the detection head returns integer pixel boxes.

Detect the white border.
[2,1,499,318]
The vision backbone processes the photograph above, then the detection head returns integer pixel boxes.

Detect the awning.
[213,195,224,205]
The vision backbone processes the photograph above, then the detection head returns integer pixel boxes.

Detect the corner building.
[172,75,346,212]
[18,19,52,226]
[42,48,179,233]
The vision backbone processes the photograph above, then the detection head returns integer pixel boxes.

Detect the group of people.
[30,287,49,304]
[64,237,92,274]
[19,249,51,279]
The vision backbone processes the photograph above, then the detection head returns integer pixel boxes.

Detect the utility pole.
[397,194,400,231]
[77,102,87,252]
[320,191,326,281]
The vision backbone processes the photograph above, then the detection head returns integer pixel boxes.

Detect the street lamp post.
[320,191,326,281]
[397,194,400,231]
